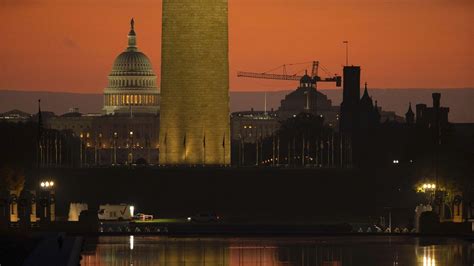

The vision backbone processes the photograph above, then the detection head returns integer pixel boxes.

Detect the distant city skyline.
[0,0,472,93]
[2,88,474,123]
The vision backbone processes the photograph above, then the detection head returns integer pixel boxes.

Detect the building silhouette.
[358,83,381,130]
[415,93,450,128]
[339,66,361,133]
[278,72,339,123]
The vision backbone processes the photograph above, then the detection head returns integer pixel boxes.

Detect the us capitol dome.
[103,19,159,115]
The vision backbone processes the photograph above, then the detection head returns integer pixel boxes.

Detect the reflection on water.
[420,246,436,266]
[81,236,472,266]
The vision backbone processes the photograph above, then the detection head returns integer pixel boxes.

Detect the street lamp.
[416,181,439,207]
[113,132,118,165]
[80,133,84,167]
[129,131,134,164]
[418,182,437,193]
[40,180,55,190]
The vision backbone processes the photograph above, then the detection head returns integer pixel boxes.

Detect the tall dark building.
[339,67,383,167]
[339,66,361,133]
[415,93,450,127]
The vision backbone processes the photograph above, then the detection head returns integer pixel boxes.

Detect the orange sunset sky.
[0,0,472,93]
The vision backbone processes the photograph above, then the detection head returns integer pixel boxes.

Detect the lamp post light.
[80,133,84,167]
[417,182,438,205]
[97,133,103,165]
[85,132,90,166]
[113,132,118,165]
[129,131,134,164]
[40,181,54,189]
[39,179,56,222]
[417,182,437,193]
[40,180,55,190]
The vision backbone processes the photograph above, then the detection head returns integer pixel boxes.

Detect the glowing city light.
[422,247,436,266]
[40,180,55,189]
[418,183,437,193]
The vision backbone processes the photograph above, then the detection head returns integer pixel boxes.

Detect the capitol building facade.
[47,20,161,166]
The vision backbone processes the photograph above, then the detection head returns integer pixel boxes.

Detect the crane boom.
[237,71,301,81]
[237,60,342,87]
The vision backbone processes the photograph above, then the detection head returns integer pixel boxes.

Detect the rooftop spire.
[127,18,137,51]
[362,82,369,98]
[405,102,415,124]
[407,102,414,114]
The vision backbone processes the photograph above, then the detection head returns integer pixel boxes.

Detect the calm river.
[81,236,472,265]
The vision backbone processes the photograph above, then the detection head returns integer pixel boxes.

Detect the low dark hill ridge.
[1,89,473,122]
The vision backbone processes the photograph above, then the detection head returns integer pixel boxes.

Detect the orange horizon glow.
[0,0,472,93]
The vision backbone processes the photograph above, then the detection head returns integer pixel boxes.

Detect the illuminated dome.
[111,51,154,74]
[103,19,160,115]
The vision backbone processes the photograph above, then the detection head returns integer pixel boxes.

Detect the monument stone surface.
[160,0,230,165]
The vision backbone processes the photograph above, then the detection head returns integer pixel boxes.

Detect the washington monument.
[159,0,231,165]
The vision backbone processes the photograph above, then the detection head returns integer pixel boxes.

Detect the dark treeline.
[0,114,472,196]
[232,113,339,167]
[0,121,81,187]
[231,112,474,193]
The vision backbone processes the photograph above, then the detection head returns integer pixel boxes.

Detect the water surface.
[81,236,472,266]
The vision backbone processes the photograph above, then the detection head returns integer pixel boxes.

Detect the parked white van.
[98,204,133,221]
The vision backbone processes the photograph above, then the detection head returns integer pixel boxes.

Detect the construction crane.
[237,61,342,87]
